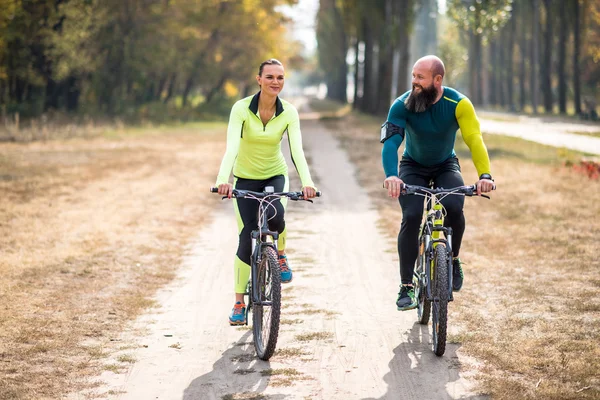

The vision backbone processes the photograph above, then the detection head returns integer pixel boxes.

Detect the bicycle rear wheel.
[252,245,281,360]
[431,246,449,356]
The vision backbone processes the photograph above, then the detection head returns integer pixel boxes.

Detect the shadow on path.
[182,331,288,400]
[361,322,489,400]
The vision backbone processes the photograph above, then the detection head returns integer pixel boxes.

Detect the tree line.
[0,0,299,118]
[317,0,599,117]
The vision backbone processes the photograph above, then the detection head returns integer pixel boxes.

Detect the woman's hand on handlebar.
[302,186,317,199]
[218,183,233,198]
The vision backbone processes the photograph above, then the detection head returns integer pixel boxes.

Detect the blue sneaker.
[279,254,292,283]
[229,302,246,326]
[396,285,417,311]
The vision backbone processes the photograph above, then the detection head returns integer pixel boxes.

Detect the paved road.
[479,112,600,156]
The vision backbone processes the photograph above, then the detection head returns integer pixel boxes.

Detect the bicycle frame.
[249,195,282,307]
[211,186,319,309]
[419,194,454,301]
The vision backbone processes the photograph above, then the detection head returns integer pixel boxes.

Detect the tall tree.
[542,0,554,113]
[447,0,513,105]
[531,0,540,114]
[573,0,582,115]
[316,0,348,102]
[557,0,567,114]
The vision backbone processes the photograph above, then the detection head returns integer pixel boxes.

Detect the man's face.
[405,62,439,113]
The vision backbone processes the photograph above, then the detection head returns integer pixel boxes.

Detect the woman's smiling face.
[257,64,285,96]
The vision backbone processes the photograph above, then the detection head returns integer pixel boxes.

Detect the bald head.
[414,55,445,80]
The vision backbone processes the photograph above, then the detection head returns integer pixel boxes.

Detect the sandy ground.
[75,115,487,400]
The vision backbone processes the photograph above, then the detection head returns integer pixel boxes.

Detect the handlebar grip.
[210,187,218,193]
[316,191,322,197]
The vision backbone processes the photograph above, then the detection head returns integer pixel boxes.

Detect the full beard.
[405,84,439,113]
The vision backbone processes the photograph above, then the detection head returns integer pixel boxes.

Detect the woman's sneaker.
[229,302,246,325]
[396,285,417,311]
[279,254,293,283]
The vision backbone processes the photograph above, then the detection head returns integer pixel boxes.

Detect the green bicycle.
[402,183,492,356]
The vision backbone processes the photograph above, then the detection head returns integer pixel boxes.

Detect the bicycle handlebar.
[210,187,321,201]
[401,183,495,199]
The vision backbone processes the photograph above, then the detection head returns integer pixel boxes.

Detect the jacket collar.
[249,91,284,117]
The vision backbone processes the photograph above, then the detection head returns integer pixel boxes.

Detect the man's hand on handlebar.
[384,176,404,199]
[476,178,495,196]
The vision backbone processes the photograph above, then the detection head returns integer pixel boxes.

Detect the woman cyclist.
[214,58,317,325]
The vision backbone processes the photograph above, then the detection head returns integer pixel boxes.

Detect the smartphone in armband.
[380,121,405,143]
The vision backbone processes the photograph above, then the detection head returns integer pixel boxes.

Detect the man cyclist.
[381,55,495,311]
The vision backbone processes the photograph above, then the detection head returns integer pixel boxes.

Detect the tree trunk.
[353,37,361,109]
[182,76,194,107]
[499,30,506,107]
[65,76,80,111]
[531,0,540,114]
[519,1,527,111]
[507,11,515,111]
[542,0,553,113]
[205,76,226,103]
[557,0,567,113]
[573,0,581,115]
[376,0,394,115]
[163,73,177,104]
[490,40,498,106]
[155,74,168,101]
[362,18,376,114]
[474,33,483,105]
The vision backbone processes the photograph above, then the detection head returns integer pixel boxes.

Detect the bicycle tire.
[252,245,281,360]
[415,247,431,324]
[431,245,449,356]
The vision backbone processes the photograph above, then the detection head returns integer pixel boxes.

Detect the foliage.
[447,0,513,41]
[0,0,300,118]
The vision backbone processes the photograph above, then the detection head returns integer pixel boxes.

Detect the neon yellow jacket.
[216,92,315,188]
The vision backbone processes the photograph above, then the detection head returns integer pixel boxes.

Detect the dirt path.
[78,117,486,400]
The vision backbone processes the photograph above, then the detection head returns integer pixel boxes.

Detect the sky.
[281,0,447,55]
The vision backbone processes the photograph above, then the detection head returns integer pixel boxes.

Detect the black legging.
[398,156,465,285]
[234,175,286,265]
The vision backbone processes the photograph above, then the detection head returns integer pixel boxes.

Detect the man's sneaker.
[279,254,293,283]
[229,302,246,325]
[452,258,464,292]
[396,285,417,311]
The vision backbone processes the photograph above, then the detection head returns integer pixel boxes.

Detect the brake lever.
[481,194,491,199]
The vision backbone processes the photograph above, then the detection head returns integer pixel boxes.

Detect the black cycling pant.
[398,156,465,285]
[234,175,286,266]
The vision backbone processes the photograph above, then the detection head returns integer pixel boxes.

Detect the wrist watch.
[479,173,494,181]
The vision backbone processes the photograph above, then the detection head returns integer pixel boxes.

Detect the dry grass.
[221,393,268,400]
[0,122,225,399]
[274,347,310,358]
[261,368,312,388]
[322,112,600,400]
[295,332,334,342]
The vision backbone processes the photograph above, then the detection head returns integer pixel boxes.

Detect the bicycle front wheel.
[415,252,431,325]
[252,245,281,360]
[431,246,449,356]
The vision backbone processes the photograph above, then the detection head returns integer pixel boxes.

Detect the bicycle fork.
[428,203,454,301]
[250,229,279,306]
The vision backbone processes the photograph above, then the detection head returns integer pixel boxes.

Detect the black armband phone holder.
[380,122,405,143]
